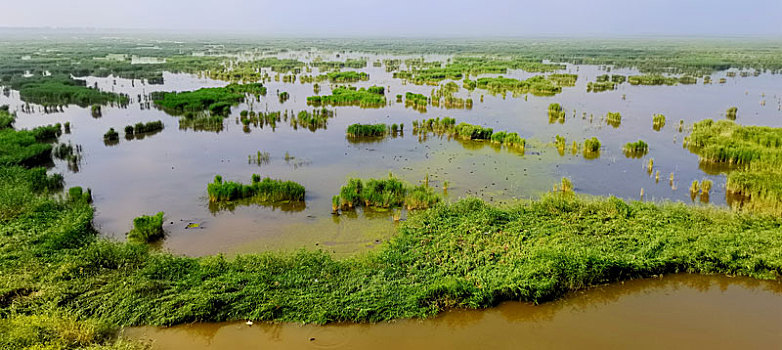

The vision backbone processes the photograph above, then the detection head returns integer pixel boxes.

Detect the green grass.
[623,140,649,158]
[583,137,601,154]
[307,86,386,108]
[726,106,738,120]
[334,175,440,210]
[628,74,679,85]
[548,103,565,124]
[125,121,164,137]
[207,174,305,203]
[476,75,562,96]
[606,112,622,128]
[685,119,782,214]
[127,212,165,244]
[0,107,14,130]
[346,123,388,138]
[8,75,129,107]
[320,71,369,83]
[653,114,666,131]
[151,83,266,116]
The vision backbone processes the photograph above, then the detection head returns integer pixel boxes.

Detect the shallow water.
[3,52,781,256]
[124,274,782,349]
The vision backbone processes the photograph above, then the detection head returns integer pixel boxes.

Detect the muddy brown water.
[124,274,782,349]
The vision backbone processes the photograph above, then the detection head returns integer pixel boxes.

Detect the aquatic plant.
[320,71,369,83]
[207,175,305,203]
[333,175,440,211]
[126,212,165,244]
[554,135,567,154]
[307,86,386,108]
[628,74,678,86]
[8,75,129,107]
[652,114,666,131]
[404,92,429,112]
[623,140,649,157]
[548,103,565,124]
[346,123,388,138]
[726,106,738,120]
[583,137,601,154]
[454,123,492,140]
[103,128,119,142]
[126,120,164,136]
[151,83,266,115]
[606,112,622,128]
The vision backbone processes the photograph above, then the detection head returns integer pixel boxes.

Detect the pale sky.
[2,0,781,37]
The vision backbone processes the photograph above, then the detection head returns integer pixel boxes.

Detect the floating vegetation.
[333,174,440,211]
[548,73,578,87]
[312,59,367,71]
[623,140,649,158]
[548,103,565,124]
[346,123,388,138]
[413,117,525,152]
[652,114,666,131]
[685,119,782,214]
[248,151,270,166]
[476,75,562,96]
[103,128,119,144]
[490,131,526,151]
[278,91,290,103]
[583,137,601,159]
[291,108,334,131]
[53,142,82,171]
[306,86,386,108]
[429,83,473,110]
[405,92,428,112]
[319,71,369,83]
[124,120,163,139]
[587,74,626,92]
[726,106,738,120]
[393,56,562,85]
[91,105,102,118]
[179,113,224,133]
[628,74,679,86]
[207,174,305,204]
[7,75,129,107]
[554,135,567,155]
[151,83,266,116]
[126,212,165,244]
[606,112,622,128]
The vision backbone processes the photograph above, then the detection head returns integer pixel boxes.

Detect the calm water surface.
[3,52,781,256]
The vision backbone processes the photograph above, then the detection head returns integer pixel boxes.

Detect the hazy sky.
[3,0,781,37]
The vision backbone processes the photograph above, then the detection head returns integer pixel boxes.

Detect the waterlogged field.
[1,37,781,349]
[3,51,781,256]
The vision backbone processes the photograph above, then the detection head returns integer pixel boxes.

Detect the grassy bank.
[1,122,782,348]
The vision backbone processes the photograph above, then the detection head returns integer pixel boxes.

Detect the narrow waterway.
[125,274,782,349]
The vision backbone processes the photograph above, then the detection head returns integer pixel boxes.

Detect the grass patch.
[127,212,165,244]
[207,174,305,203]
